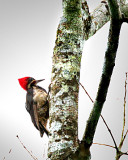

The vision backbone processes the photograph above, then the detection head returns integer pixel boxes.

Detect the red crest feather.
[18,77,30,91]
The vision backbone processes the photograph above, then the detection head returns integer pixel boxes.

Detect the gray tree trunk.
[47,0,128,159]
[48,1,84,159]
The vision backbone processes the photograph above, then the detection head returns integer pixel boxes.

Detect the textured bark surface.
[48,0,84,159]
[47,0,128,159]
[84,0,128,39]
[87,1,110,39]
[83,0,122,153]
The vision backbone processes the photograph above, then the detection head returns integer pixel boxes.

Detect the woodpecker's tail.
[39,122,49,137]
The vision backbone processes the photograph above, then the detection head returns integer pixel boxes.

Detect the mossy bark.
[48,0,84,159]
[47,0,128,160]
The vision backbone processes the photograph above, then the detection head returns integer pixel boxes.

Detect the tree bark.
[47,0,128,159]
[48,0,84,159]
[82,0,122,159]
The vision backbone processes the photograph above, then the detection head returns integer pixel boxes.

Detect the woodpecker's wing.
[34,102,49,137]
[33,86,49,136]
[26,88,38,130]
[33,103,45,137]
[26,86,49,137]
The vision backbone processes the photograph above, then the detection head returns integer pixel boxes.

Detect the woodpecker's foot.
[47,83,52,95]
[48,132,52,137]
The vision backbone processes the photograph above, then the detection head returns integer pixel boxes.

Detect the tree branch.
[79,82,118,150]
[119,72,128,149]
[100,115,118,150]
[119,130,128,149]
[87,0,110,39]
[84,0,128,40]
[108,0,122,19]
[16,135,38,160]
[82,0,122,149]
[79,82,94,103]
[120,0,128,22]
[93,142,115,149]
[81,0,90,21]
[81,0,91,40]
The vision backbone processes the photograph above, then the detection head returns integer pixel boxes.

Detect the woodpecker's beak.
[35,79,45,84]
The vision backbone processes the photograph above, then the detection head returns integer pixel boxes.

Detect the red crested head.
[18,77,45,91]
[18,77,30,91]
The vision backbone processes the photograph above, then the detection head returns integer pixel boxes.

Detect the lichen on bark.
[47,0,128,159]
[48,0,84,159]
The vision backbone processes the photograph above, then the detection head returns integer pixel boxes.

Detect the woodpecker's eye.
[31,80,36,84]
[28,80,36,89]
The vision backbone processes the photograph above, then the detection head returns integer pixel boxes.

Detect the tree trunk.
[47,0,128,159]
[48,0,84,159]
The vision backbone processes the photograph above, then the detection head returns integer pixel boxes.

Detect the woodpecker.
[18,77,49,137]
